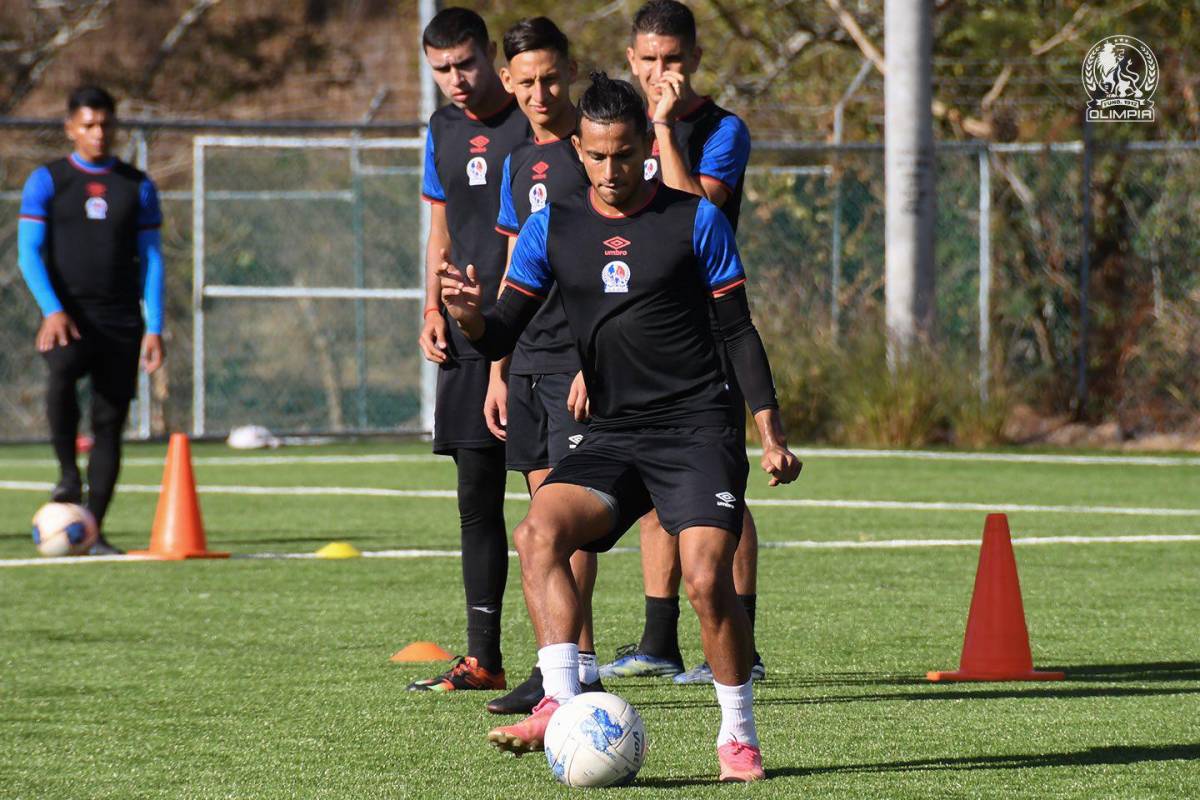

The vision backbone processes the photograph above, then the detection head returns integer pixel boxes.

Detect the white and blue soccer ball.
[544,692,647,787]
[31,502,97,557]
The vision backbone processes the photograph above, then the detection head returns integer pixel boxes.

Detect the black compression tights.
[452,446,509,671]
[44,339,135,527]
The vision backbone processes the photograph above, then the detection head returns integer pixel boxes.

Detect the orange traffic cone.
[927,514,1063,682]
[131,433,229,560]
[390,642,453,662]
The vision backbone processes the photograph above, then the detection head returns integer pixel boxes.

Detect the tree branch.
[140,0,225,96]
[2,0,113,114]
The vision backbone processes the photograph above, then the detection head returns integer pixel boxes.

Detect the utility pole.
[418,0,440,434]
[884,0,936,363]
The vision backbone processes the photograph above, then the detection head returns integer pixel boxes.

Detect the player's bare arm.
[140,333,164,374]
[418,204,451,364]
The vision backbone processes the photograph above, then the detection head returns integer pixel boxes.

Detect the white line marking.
[2,480,1198,517]
[752,447,1200,467]
[2,535,1195,567]
[0,454,443,468]
[1,448,1195,470]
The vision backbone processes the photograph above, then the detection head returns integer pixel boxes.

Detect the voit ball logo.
[1082,36,1158,122]
[602,261,630,293]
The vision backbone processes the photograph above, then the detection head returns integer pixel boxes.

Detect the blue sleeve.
[18,220,63,317]
[421,126,446,203]
[138,229,165,334]
[138,178,163,229]
[696,115,751,190]
[692,199,746,295]
[19,166,54,221]
[496,155,518,235]
[505,206,553,297]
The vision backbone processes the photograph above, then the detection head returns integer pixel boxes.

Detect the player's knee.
[514,515,568,561]
[682,569,724,615]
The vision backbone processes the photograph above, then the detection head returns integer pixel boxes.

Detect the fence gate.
[191,135,428,436]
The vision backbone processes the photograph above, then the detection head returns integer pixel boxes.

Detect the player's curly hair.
[578,72,648,138]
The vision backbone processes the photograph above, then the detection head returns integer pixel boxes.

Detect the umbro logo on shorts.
[568,434,584,449]
[715,491,737,509]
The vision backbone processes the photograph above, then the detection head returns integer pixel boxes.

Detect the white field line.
[2,479,1199,518]
[752,447,1200,467]
[0,448,1197,469]
[2,534,1197,568]
[0,454,443,468]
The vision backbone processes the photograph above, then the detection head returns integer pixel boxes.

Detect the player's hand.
[418,311,448,364]
[484,371,508,441]
[568,370,590,422]
[653,70,688,123]
[36,311,80,352]
[761,444,802,487]
[437,250,483,325]
[140,333,164,374]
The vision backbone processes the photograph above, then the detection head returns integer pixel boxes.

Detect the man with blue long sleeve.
[17,86,165,555]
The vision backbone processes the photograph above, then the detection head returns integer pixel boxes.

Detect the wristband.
[652,119,675,129]
[423,307,441,319]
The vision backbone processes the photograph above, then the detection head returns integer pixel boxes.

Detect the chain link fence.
[2,120,1197,441]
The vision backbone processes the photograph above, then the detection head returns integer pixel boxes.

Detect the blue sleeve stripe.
[20,166,54,219]
[496,154,519,232]
[138,178,164,229]
[693,199,746,291]
[138,229,165,334]
[17,219,63,317]
[696,115,751,188]
[506,206,553,294]
[421,126,446,202]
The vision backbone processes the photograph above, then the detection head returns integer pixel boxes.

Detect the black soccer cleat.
[51,475,82,504]
[485,667,608,715]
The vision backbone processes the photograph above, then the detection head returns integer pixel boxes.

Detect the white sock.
[538,643,581,703]
[578,651,599,685]
[714,678,759,747]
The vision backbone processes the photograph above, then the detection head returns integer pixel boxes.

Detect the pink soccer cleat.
[718,741,766,782]
[487,696,560,755]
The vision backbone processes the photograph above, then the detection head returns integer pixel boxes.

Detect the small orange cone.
[131,433,229,560]
[927,514,1064,682]
[391,642,452,662]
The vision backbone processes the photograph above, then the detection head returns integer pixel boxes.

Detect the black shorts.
[541,425,749,553]
[433,357,502,454]
[505,372,589,472]
[42,325,141,404]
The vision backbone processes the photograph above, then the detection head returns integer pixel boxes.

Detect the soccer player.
[441,73,800,783]
[482,17,606,715]
[599,0,765,685]
[17,85,165,556]
[410,7,530,693]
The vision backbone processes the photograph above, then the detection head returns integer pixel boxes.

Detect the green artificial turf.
[1,440,1198,798]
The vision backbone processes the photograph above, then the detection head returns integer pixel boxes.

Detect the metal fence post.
[978,145,991,404]
[192,138,206,436]
[132,127,153,438]
[350,138,368,430]
[1077,116,1093,417]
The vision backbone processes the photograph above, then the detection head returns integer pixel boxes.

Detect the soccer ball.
[31,502,98,557]
[544,692,647,787]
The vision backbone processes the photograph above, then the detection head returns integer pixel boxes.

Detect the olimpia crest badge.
[1082,36,1158,122]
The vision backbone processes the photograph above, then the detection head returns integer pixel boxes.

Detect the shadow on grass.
[636,685,1200,711]
[768,743,1200,778]
[1054,661,1200,682]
